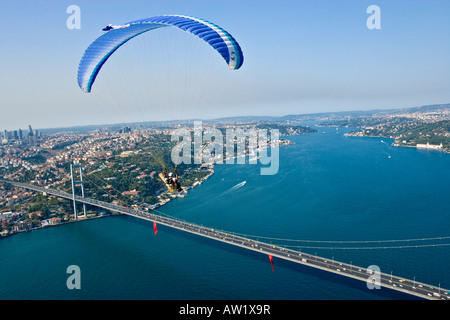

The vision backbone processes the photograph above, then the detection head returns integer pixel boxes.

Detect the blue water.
[1,126,449,300]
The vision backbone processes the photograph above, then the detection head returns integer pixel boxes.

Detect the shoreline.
[392,143,449,154]
[0,213,116,239]
[344,132,450,155]
[0,168,216,240]
[1,136,296,239]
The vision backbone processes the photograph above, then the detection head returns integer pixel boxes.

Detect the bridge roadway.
[2,179,449,300]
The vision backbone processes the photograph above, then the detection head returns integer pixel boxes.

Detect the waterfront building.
[416,142,443,150]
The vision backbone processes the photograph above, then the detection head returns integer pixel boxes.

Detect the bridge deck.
[2,179,448,300]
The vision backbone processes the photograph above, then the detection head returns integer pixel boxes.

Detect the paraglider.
[77,15,244,199]
[78,14,244,93]
[159,167,183,193]
[153,221,158,235]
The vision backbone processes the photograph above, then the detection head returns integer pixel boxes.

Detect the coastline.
[1,135,296,239]
[0,167,216,239]
[344,131,450,155]
[392,143,449,154]
[154,134,294,208]
[0,212,117,239]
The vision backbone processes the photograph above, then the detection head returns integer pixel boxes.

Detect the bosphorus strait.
[1,126,449,300]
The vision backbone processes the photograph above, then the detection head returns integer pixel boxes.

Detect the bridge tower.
[70,162,87,219]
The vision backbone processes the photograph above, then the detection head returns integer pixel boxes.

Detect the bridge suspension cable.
[81,174,450,251]
[280,243,450,250]
[227,234,450,244]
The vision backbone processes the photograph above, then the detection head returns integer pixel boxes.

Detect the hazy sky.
[1,0,449,130]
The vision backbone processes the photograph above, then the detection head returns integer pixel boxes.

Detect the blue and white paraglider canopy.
[77,15,244,93]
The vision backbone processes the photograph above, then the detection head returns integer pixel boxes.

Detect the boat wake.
[222,181,246,196]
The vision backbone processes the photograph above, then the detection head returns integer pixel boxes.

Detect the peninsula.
[318,103,450,153]
[0,120,313,237]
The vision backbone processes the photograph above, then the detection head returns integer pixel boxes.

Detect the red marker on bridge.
[268,255,274,272]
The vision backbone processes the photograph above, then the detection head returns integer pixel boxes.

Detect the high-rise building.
[18,129,23,140]
[28,125,33,137]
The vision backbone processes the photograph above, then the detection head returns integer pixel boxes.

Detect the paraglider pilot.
[163,167,183,192]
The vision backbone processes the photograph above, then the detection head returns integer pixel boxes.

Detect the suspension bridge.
[1,178,449,300]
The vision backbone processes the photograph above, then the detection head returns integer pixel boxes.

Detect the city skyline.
[1,0,449,130]
[2,125,41,142]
